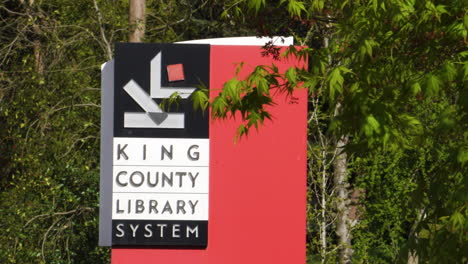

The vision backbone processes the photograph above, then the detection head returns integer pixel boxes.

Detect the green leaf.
[365,40,373,57]
[328,67,344,99]
[463,61,468,81]
[400,114,422,134]
[328,118,341,132]
[450,211,465,230]
[310,0,324,11]
[350,82,360,92]
[382,131,390,149]
[370,0,378,13]
[211,96,228,118]
[443,62,456,82]
[235,124,248,142]
[224,78,241,103]
[425,74,441,97]
[257,78,269,95]
[235,62,245,75]
[191,90,209,112]
[435,5,448,18]
[438,106,456,128]
[363,114,381,136]
[247,0,265,13]
[448,22,467,39]
[410,82,422,96]
[285,67,297,84]
[457,148,468,164]
[283,0,306,17]
[419,228,430,239]
[304,77,318,93]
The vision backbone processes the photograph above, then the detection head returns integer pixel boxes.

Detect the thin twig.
[93,0,112,60]
[23,207,93,228]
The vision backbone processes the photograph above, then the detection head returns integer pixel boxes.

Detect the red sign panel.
[111,45,307,263]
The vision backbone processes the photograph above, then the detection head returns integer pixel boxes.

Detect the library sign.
[100,43,210,247]
[100,38,307,264]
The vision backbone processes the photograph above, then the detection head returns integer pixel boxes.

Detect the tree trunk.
[128,0,145,42]
[327,26,352,262]
[407,209,424,264]
[334,133,351,264]
[408,251,418,264]
[333,101,351,264]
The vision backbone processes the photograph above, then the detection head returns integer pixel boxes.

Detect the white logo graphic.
[123,52,195,128]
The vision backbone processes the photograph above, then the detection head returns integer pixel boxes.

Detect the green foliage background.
[0,0,466,263]
[198,0,467,263]
[0,0,253,263]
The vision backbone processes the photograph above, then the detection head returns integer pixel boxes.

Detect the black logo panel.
[114,43,209,138]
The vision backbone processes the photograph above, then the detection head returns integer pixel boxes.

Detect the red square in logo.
[167,64,185,82]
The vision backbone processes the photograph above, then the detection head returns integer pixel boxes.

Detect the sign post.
[100,37,307,263]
